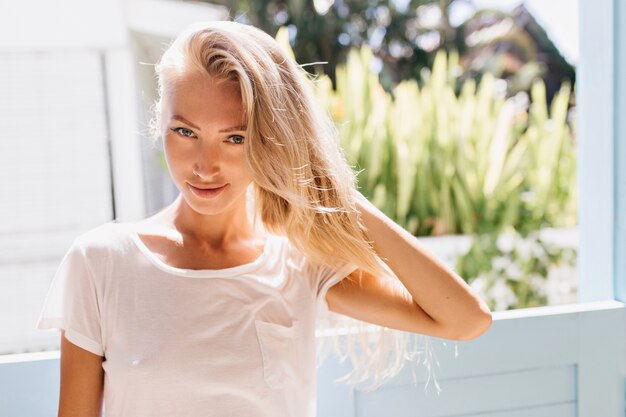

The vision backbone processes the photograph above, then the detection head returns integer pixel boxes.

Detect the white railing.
[3,300,623,417]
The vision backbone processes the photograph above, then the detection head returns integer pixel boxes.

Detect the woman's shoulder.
[72,220,134,253]
[275,234,324,272]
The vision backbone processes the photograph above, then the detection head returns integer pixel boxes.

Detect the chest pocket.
[254,319,299,389]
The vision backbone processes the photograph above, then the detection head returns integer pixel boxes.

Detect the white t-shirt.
[36,221,358,417]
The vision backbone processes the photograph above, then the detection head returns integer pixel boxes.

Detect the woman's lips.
[188,183,228,198]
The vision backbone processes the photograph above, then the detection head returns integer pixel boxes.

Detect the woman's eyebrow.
[219,125,247,133]
[172,115,201,130]
[171,115,246,133]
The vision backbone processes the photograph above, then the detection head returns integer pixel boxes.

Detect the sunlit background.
[0,0,578,356]
[6,2,626,416]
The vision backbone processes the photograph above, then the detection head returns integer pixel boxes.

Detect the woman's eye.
[228,135,245,145]
[170,127,195,138]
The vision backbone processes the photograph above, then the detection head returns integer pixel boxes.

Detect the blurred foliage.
[458,231,577,311]
[214,0,438,88]
[455,7,576,104]
[305,43,577,238]
[275,29,578,309]
[207,0,575,102]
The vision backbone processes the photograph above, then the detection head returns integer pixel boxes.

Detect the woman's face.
[161,72,252,216]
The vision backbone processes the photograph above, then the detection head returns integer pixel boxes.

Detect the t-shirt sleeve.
[313,260,359,319]
[36,239,104,356]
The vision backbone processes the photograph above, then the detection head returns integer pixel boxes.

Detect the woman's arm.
[58,330,105,417]
[326,192,492,341]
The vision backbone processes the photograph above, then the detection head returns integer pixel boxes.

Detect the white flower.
[528,273,547,296]
[470,275,489,299]
[515,238,533,262]
[491,256,511,271]
[530,240,547,258]
[496,234,515,253]
[505,262,523,281]
[490,278,518,310]
[544,269,566,303]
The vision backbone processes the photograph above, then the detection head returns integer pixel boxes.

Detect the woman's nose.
[193,140,221,178]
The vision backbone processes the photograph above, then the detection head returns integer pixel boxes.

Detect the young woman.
[37,20,492,417]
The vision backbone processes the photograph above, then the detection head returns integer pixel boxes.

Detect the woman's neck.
[148,193,260,247]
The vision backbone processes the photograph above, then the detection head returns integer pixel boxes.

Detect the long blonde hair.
[150,20,438,393]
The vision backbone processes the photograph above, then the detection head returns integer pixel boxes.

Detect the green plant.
[311,46,576,238]
[456,230,577,311]
[283,30,580,309]
[301,42,579,308]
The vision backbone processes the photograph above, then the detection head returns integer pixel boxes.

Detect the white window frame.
[613,0,626,299]
[578,0,624,302]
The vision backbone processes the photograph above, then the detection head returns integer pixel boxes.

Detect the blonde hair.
[150,20,438,393]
